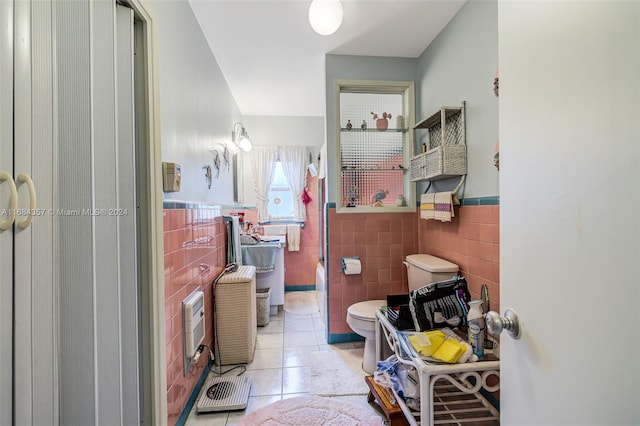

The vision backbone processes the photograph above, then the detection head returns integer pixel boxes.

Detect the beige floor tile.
[282,366,311,394]
[283,317,316,332]
[283,331,320,349]
[283,346,318,368]
[255,332,283,349]
[244,368,282,397]
[257,319,283,334]
[246,348,283,370]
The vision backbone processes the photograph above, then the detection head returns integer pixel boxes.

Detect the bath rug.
[284,291,318,315]
[309,349,368,396]
[237,395,383,426]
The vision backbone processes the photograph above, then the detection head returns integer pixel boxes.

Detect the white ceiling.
[189,0,465,117]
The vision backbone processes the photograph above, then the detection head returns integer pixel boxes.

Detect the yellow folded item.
[432,339,466,363]
[408,331,445,357]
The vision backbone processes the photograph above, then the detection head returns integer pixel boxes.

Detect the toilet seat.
[347,300,385,321]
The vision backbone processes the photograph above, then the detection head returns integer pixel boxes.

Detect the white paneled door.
[1,1,142,424]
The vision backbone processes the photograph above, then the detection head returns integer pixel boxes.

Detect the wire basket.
[410,154,426,181]
[425,145,467,180]
[256,288,271,327]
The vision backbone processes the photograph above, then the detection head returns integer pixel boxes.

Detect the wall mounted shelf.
[340,128,408,133]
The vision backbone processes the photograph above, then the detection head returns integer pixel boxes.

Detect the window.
[337,81,415,212]
[267,162,294,220]
[250,145,307,224]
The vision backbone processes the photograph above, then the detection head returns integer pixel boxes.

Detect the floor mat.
[237,395,383,426]
[309,349,368,396]
[284,291,319,315]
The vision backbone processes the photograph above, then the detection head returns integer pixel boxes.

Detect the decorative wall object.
[371,111,391,131]
[344,185,359,207]
[213,151,220,178]
[222,145,230,171]
[203,165,212,189]
[370,189,388,206]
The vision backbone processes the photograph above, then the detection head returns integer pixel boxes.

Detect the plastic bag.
[374,355,399,394]
[409,276,471,331]
[374,355,420,409]
[401,328,474,364]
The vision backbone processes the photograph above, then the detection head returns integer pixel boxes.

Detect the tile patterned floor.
[184,292,387,425]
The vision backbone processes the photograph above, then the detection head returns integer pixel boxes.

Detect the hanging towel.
[287,224,301,251]
[241,245,277,273]
[263,225,287,236]
[226,216,243,264]
[301,188,312,205]
[420,193,435,220]
[434,191,455,222]
[421,192,455,222]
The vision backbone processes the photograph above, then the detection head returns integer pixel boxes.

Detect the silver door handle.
[485,308,521,340]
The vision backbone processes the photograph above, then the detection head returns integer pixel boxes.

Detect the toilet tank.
[404,254,459,291]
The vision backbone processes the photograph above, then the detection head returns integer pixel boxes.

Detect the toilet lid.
[348,300,385,321]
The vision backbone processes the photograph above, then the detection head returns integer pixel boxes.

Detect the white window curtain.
[250,145,278,223]
[279,145,308,222]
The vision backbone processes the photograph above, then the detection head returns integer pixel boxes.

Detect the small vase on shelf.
[371,111,391,131]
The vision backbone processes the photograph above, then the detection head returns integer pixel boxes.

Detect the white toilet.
[346,254,459,374]
[346,299,385,374]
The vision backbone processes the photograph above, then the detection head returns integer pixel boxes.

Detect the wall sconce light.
[308,0,343,36]
[232,122,252,152]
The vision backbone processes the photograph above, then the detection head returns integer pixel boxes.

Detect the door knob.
[485,308,521,340]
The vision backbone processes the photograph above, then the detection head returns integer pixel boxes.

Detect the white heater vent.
[183,290,205,358]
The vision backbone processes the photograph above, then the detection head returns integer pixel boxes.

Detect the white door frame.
[124,0,167,424]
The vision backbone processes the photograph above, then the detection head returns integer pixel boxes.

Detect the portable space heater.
[183,289,205,359]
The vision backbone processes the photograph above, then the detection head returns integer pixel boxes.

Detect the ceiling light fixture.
[308,0,343,36]
[232,122,252,152]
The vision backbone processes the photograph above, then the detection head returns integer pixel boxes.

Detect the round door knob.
[485,308,521,340]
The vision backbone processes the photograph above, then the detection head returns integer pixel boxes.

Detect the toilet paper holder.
[341,256,361,275]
